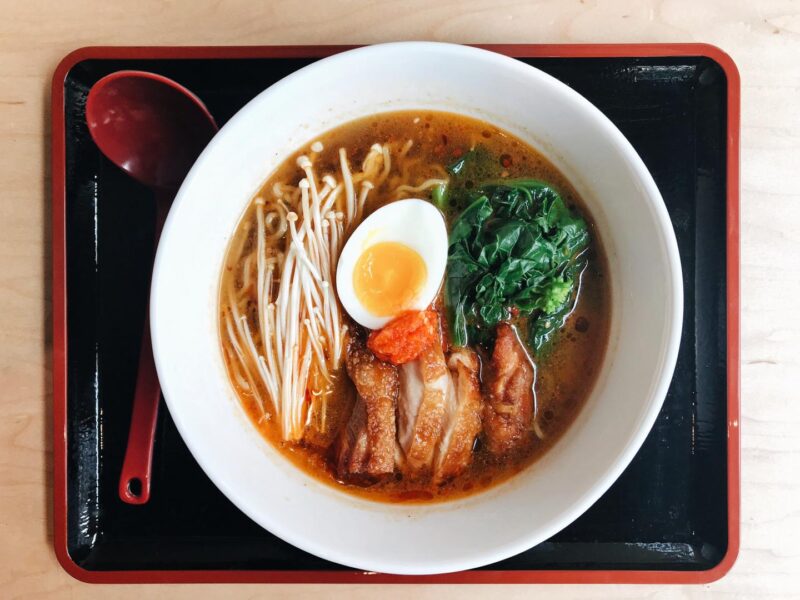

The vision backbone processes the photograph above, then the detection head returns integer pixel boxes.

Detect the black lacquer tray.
[52,44,740,584]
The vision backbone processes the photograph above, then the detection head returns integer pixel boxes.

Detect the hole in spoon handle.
[119,317,160,504]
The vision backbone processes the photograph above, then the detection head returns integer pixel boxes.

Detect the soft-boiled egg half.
[336,199,448,330]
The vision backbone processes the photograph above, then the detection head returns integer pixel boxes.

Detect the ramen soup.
[219,111,610,503]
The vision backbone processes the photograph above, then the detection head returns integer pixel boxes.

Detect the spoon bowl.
[86,70,217,189]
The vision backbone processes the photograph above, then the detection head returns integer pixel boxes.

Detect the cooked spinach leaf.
[431,183,447,209]
[444,179,589,352]
[439,146,496,210]
[446,146,490,177]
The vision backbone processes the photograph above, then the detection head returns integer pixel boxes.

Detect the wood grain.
[1,0,798,597]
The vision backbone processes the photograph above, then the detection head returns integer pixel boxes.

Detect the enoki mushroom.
[223,140,440,441]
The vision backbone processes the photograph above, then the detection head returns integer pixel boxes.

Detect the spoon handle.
[119,319,160,504]
[119,192,171,504]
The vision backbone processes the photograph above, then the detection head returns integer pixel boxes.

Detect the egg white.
[336,199,448,330]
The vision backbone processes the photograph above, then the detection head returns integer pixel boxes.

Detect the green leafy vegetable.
[441,147,496,209]
[528,262,586,351]
[431,183,447,209]
[446,152,471,176]
[444,179,589,352]
[446,146,491,177]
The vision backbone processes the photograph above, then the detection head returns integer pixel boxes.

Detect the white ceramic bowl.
[151,42,682,575]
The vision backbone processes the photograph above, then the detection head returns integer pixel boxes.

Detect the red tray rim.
[51,42,741,585]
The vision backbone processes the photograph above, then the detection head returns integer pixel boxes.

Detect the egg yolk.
[353,241,427,317]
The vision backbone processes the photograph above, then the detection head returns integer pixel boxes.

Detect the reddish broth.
[220,111,610,503]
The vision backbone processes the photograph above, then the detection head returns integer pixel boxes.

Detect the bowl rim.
[150,41,683,575]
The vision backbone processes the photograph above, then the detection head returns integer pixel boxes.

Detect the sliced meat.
[434,348,483,482]
[335,335,399,481]
[482,323,535,456]
[397,343,450,473]
[305,374,356,450]
[335,396,370,478]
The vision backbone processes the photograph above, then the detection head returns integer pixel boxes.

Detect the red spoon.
[86,71,218,504]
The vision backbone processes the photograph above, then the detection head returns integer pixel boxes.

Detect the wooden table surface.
[1,0,798,597]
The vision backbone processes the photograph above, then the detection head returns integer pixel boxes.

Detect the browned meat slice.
[336,336,399,480]
[397,343,450,473]
[335,396,370,477]
[483,323,535,456]
[434,348,483,482]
